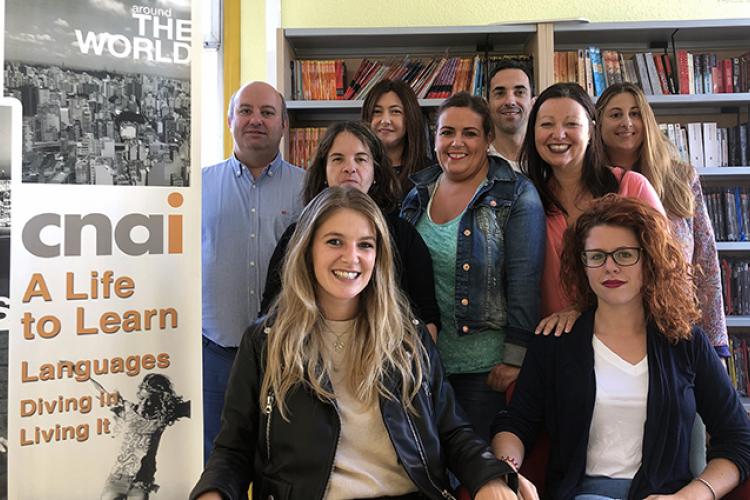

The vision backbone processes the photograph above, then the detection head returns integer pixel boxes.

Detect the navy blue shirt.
[492,308,750,499]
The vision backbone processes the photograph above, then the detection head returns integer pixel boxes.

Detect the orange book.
[302,60,312,100]
[567,52,577,84]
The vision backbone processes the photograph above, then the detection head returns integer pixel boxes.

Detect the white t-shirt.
[585,335,649,479]
[488,144,521,173]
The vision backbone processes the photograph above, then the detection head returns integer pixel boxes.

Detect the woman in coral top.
[520,83,665,324]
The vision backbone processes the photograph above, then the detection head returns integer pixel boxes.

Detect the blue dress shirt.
[202,154,304,347]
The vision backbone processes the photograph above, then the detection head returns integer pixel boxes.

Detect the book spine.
[734,57,742,93]
[687,122,704,167]
[635,53,653,95]
[584,49,595,97]
[567,51,577,84]
[653,53,670,94]
[694,53,704,94]
[687,52,696,94]
[577,49,586,88]
[743,52,750,92]
[590,47,605,96]
[645,52,664,95]
[703,53,713,94]
[723,59,734,94]
[662,54,676,94]
[677,50,690,94]
[602,50,616,87]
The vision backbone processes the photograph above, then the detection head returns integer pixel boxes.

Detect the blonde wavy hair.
[260,187,426,418]
[595,82,695,219]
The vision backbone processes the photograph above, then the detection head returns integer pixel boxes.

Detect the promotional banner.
[3,1,202,498]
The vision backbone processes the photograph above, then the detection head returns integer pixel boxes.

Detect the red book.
[662,54,676,94]
[723,59,734,93]
[711,65,723,94]
[653,55,670,94]
[343,59,374,100]
[676,50,690,94]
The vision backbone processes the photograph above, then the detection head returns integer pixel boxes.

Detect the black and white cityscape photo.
[3,0,191,186]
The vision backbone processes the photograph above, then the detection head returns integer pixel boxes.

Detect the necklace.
[331,330,346,352]
[323,319,354,353]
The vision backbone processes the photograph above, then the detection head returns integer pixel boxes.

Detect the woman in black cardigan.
[491,195,750,500]
[261,121,440,338]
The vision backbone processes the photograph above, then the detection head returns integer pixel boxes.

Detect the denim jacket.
[400,156,545,366]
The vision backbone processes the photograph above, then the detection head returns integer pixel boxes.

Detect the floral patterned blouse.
[669,174,729,357]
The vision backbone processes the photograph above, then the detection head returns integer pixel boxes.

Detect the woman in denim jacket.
[401,92,545,441]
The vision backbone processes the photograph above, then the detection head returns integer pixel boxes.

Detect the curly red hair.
[560,194,700,342]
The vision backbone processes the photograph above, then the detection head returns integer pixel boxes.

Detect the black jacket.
[491,309,750,499]
[191,320,515,500]
[259,210,441,330]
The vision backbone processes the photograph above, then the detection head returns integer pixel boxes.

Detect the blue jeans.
[202,336,238,463]
[575,475,632,500]
[447,372,506,443]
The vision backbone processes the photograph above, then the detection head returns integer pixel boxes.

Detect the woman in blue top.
[401,92,545,441]
[491,195,750,500]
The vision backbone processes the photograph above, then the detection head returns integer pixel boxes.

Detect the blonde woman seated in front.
[491,195,750,500]
[191,187,519,500]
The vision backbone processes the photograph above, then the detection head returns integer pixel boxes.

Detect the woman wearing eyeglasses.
[490,195,750,500]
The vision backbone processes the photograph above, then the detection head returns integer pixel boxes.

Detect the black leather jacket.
[191,319,516,500]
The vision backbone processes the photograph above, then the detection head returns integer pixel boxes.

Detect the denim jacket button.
[462,325,469,333]
[463,229,471,237]
[462,263,470,271]
[461,298,469,306]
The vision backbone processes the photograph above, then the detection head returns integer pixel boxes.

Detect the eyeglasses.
[581,247,642,268]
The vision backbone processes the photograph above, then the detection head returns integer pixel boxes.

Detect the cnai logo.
[22,193,184,258]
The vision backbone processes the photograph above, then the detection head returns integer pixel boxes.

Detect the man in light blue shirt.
[202,81,304,461]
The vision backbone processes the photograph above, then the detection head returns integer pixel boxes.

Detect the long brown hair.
[362,79,430,193]
[561,194,700,342]
[595,82,694,218]
[520,83,617,216]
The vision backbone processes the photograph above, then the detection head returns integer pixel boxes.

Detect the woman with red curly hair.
[490,194,750,500]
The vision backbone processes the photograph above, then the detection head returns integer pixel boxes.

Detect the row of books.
[554,48,750,97]
[289,55,533,101]
[660,122,749,168]
[729,336,750,397]
[290,60,347,100]
[704,188,750,242]
[720,258,750,316]
[288,127,326,170]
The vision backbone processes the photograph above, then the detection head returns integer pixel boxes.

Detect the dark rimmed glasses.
[581,247,642,268]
